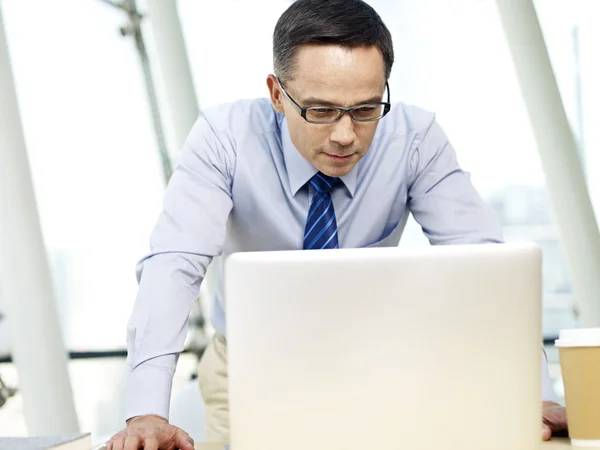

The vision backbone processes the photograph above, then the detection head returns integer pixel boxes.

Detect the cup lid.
[555,328,600,347]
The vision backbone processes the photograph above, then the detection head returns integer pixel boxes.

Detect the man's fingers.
[542,402,568,432]
[142,437,160,450]
[107,419,193,450]
[124,434,141,450]
[175,429,195,450]
[542,423,552,441]
[555,405,568,429]
[109,438,125,450]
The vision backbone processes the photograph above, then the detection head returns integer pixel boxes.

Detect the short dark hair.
[273,0,394,81]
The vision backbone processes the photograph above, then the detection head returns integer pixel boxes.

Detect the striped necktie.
[303,172,340,250]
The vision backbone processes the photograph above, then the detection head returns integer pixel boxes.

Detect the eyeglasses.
[277,77,391,124]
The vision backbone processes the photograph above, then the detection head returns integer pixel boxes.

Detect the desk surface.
[542,439,574,448]
[195,438,573,449]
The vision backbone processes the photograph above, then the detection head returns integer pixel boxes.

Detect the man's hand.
[107,414,194,450]
[542,401,568,441]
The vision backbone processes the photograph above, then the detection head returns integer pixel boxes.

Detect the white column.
[578,20,600,224]
[494,0,600,326]
[0,7,79,434]
[146,0,199,152]
[145,0,219,314]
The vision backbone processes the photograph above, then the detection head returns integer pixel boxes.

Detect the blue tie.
[303,172,340,250]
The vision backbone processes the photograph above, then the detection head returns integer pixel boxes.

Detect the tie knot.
[309,172,339,194]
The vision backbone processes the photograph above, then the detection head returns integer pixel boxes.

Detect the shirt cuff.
[541,348,557,403]
[125,365,174,422]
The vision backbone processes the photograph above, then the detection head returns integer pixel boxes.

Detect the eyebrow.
[301,95,383,107]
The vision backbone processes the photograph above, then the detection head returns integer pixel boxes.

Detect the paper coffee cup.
[555,328,600,447]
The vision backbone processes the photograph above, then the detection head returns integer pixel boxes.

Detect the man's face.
[268,44,387,178]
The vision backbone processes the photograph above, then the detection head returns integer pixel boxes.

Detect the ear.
[266,74,285,114]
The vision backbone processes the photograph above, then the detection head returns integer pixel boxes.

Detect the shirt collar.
[280,116,357,197]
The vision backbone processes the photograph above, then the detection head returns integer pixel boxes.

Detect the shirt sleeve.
[124,114,235,421]
[406,119,503,244]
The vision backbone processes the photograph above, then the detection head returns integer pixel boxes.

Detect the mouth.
[326,153,353,162]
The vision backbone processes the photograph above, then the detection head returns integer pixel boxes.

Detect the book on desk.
[0,433,93,450]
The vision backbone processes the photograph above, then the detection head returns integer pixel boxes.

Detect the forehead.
[290,44,386,106]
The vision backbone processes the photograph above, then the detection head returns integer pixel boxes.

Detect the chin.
[321,164,354,178]
[316,153,360,177]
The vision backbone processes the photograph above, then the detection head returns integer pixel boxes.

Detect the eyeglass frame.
[276,77,392,124]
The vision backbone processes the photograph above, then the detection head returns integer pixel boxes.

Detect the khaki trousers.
[197,333,230,442]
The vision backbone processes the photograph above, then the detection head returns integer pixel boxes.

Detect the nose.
[329,113,356,147]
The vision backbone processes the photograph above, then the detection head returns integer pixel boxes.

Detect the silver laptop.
[225,244,542,450]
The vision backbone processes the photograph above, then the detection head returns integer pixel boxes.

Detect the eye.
[306,107,339,122]
[312,107,336,115]
[353,104,384,119]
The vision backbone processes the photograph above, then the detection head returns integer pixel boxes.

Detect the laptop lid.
[225,244,542,450]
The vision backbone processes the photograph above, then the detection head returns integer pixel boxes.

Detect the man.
[108,1,567,449]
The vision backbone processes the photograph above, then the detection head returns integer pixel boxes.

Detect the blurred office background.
[0,0,599,444]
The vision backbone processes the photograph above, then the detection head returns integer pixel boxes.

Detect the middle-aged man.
[108,1,568,449]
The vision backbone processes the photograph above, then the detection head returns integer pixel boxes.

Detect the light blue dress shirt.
[125,98,555,420]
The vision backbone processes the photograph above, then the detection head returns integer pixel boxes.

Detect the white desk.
[195,438,574,449]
